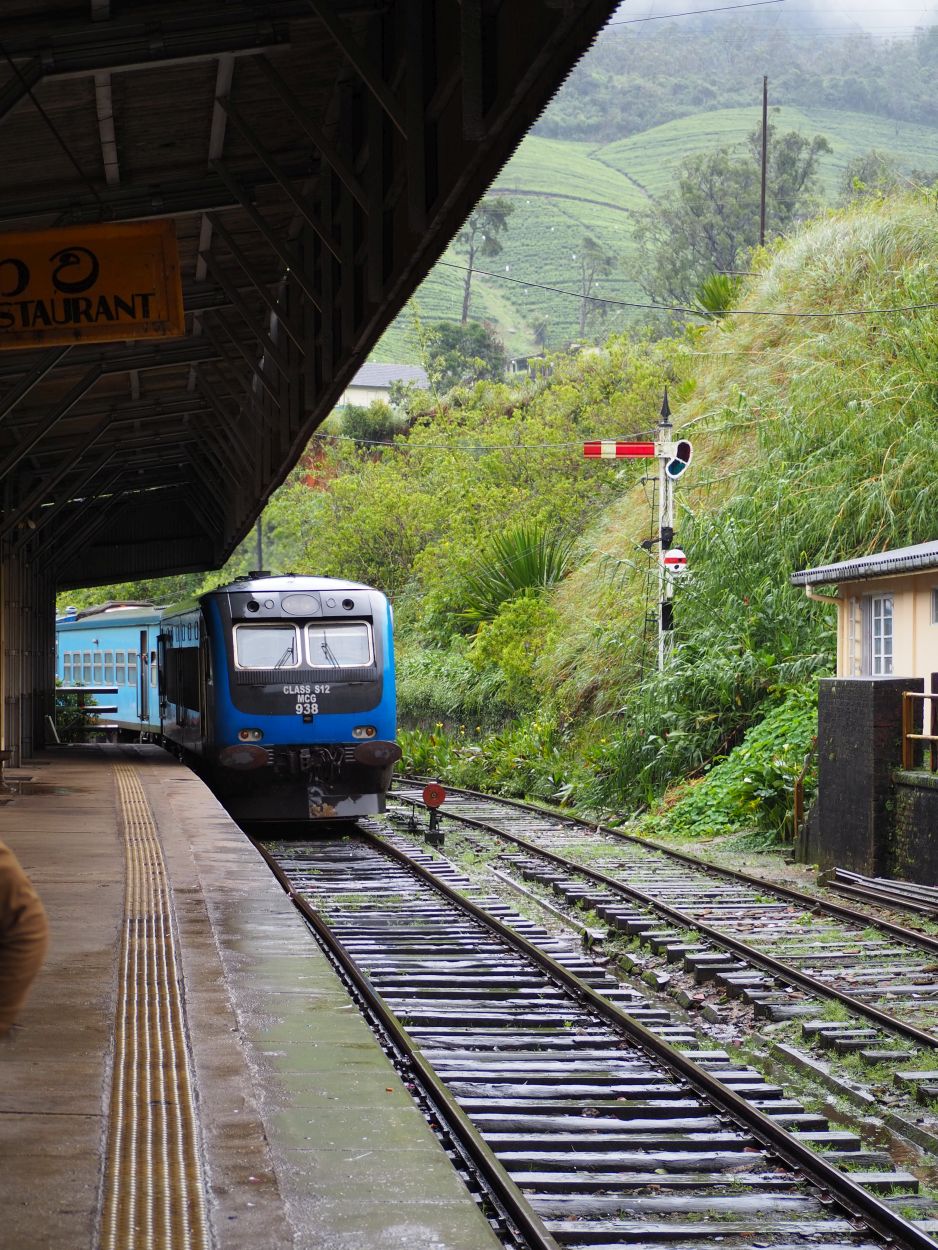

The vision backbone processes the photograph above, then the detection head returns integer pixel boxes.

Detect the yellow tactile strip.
[100,764,210,1250]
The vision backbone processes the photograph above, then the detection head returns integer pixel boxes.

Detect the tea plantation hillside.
[373,106,938,361]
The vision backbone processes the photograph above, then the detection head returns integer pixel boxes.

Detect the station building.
[791,539,938,883]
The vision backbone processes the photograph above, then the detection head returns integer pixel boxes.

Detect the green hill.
[372,103,938,364]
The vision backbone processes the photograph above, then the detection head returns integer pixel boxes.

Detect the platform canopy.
[0,0,617,588]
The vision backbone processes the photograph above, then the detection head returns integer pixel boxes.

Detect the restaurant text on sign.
[0,221,185,350]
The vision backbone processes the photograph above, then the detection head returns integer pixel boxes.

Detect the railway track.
[255,827,937,1250]
[389,783,938,1080]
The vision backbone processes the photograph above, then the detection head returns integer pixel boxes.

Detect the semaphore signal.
[583,389,693,671]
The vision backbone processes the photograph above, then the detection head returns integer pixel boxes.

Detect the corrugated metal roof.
[346,363,429,390]
[790,539,938,587]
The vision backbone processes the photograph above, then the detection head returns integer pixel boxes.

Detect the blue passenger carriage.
[55,602,162,737]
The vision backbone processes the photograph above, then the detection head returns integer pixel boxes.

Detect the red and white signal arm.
[662,548,688,574]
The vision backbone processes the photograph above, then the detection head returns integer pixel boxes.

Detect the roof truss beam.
[0,14,293,124]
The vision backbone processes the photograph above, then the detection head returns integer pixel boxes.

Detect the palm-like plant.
[693,272,742,319]
[458,521,577,628]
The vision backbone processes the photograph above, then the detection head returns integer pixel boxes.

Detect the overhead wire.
[435,259,938,320]
[312,430,657,451]
[607,0,786,25]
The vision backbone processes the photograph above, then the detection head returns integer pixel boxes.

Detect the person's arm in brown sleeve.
[0,839,49,1038]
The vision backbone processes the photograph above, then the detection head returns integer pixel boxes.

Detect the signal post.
[584,390,692,671]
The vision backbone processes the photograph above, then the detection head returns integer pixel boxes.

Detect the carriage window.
[115,651,126,685]
[305,622,372,668]
[234,625,300,669]
[82,651,92,684]
[128,652,138,686]
[150,650,158,687]
[104,651,115,684]
[63,654,72,684]
[93,652,103,684]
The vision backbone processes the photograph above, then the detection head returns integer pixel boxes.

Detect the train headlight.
[352,725,377,739]
[238,728,264,742]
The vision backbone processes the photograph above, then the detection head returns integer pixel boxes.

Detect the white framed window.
[115,651,126,685]
[104,651,115,684]
[82,651,92,684]
[931,588,938,625]
[63,654,72,684]
[93,652,103,684]
[305,621,373,668]
[871,593,894,675]
[128,652,138,686]
[150,650,158,687]
[234,624,301,669]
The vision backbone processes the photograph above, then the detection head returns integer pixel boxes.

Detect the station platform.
[0,743,501,1250]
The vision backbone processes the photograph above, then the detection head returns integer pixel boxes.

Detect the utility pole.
[759,75,768,248]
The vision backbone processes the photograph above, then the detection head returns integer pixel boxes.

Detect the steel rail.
[250,835,558,1250]
[397,787,938,1052]
[397,778,938,956]
[356,829,937,1250]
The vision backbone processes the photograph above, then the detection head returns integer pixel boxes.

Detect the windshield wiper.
[319,637,340,667]
[274,643,296,668]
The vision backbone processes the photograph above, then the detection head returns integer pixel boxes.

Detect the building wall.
[338,384,391,408]
[835,570,938,682]
[893,770,938,883]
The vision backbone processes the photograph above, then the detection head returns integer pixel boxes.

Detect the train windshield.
[234,624,300,669]
[305,622,372,668]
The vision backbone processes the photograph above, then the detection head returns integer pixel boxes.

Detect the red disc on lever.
[423,783,446,809]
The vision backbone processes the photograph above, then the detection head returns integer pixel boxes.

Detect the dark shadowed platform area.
[0,744,501,1249]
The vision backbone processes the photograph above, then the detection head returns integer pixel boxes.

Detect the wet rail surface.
[390,784,938,1063]
[823,871,938,921]
[257,829,937,1250]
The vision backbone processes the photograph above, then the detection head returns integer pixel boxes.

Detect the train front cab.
[160,579,400,822]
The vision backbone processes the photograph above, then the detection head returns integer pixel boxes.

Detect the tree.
[455,197,515,323]
[341,401,401,446]
[634,123,831,305]
[425,321,507,391]
[575,235,618,338]
[838,149,901,203]
[531,315,550,349]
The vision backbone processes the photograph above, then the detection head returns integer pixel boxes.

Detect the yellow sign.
[0,220,185,350]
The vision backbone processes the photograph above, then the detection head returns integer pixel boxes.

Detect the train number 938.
[295,700,319,716]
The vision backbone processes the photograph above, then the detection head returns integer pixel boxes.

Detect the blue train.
[56,575,401,822]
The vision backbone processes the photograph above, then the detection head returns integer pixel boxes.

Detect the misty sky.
[616,0,938,34]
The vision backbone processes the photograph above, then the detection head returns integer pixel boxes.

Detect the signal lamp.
[666,439,693,479]
[352,725,377,739]
[238,728,264,741]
